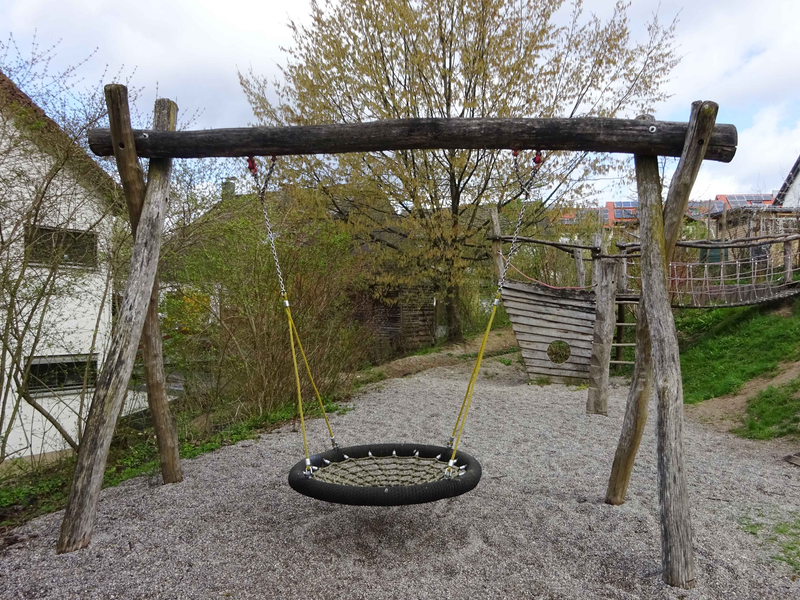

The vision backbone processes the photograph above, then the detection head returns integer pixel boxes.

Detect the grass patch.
[352,366,387,389]
[530,376,551,386]
[732,378,800,440]
[678,300,800,403]
[457,346,519,360]
[0,396,347,533]
[497,357,512,366]
[739,512,800,573]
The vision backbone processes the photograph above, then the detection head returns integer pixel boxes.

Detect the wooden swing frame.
[58,88,730,590]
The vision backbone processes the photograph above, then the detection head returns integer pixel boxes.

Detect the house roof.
[775,154,800,206]
[0,69,122,214]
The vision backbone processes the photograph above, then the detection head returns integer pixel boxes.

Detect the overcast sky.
[2,0,799,202]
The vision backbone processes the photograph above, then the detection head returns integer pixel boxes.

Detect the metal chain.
[497,151,537,291]
[249,156,286,298]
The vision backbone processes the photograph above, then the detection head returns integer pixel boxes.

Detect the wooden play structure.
[497,233,800,388]
[56,89,734,590]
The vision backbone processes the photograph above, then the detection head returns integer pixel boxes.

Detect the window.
[25,225,98,268]
[26,354,97,393]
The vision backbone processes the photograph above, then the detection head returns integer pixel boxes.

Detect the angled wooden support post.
[606,102,719,507]
[490,206,504,281]
[586,257,617,414]
[103,86,182,485]
[57,88,177,554]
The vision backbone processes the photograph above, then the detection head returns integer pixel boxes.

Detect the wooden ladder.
[611,298,638,366]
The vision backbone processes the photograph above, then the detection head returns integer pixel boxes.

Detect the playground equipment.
[495,233,800,389]
[57,88,732,591]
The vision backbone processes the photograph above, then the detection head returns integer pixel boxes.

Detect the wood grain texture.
[57,96,175,555]
[574,249,586,288]
[503,280,596,381]
[663,101,719,260]
[587,258,617,415]
[104,85,146,230]
[88,117,738,162]
[141,99,182,485]
[637,153,695,589]
[607,103,715,521]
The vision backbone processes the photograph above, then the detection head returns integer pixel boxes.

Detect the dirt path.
[356,327,519,381]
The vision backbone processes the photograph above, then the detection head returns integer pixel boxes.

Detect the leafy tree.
[240,0,678,341]
[0,34,127,461]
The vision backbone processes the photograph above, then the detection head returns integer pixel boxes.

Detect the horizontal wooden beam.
[88,117,737,162]
[490,234,599,254]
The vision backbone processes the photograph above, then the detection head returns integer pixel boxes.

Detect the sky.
[2,0,799,203]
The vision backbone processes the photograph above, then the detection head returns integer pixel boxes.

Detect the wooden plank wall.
[501,280,596,382]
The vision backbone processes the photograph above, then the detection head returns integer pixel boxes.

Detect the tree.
[240,0,678,341]
[0,36,123,462]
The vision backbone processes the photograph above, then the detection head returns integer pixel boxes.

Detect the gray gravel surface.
[2,359,799,599]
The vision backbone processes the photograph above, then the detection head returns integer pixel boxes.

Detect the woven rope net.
[314,454,453,487]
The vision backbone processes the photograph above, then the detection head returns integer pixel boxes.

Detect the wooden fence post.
[784,241,793,283]
[57,90,177,554]
[586,258,617,414]
[574,248,586,287]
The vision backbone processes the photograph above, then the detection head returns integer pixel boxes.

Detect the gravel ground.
[2,359,799,599]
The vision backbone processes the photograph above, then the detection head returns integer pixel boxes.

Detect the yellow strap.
[286,310,335,441]
[285,302,310,465]
[449,292,500,464]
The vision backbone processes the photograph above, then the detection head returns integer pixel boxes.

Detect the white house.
[0,70,123,463]
[775,154,800,208]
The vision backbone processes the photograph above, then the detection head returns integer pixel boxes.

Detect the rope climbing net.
[623,242,800,308]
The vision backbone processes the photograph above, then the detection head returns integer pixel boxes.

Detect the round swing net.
[249,149,539,506]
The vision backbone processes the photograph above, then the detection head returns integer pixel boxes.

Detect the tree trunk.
[57,90,176,554]
[446,283,463,343]
[142,270,182,483]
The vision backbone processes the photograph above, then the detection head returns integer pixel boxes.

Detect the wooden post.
[104,86,182,484]
[587,258,617,415]
[574,248,585,287]
[615,257,627,363]
[607,105,718,591]
[57,91,177,554]
[722,203,728,242]
[142,101,182,484]
[636,152,695,589]
[490,206,504,281]
[607,102,718,509]
[785,241,793,283]
[591,232,603,286]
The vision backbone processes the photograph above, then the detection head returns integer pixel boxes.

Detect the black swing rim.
[288,443,482,506]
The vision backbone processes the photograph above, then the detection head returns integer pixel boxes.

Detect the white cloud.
[693,105,800,198]
[3,0,799,199]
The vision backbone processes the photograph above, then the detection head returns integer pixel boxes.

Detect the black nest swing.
[288,443,481,506]
[250,150,534,506]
